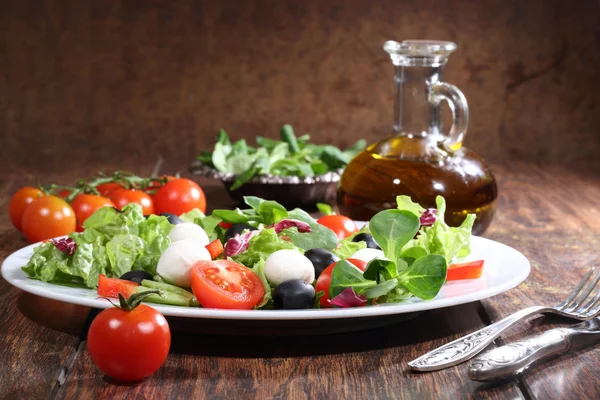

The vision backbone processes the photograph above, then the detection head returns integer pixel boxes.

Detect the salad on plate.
[21,195,481,310]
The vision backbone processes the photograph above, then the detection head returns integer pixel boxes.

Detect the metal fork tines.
[408,268,600,372]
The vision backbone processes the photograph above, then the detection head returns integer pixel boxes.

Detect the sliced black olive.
[120,270,153,284]
[352,233,381,250]
[159,212,183,225]
[304,248,339,278]
[273,279,316,310]
[224,223,257,242]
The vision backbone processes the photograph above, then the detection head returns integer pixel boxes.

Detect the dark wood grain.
[481,162,600,399]
[1,0,600,176]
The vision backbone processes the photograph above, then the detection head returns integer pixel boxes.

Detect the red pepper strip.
[447,260,484,281]
[205,239,224,259]
[97,274,139,299]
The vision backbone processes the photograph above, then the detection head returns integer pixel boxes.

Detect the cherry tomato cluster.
[8,172,207,243]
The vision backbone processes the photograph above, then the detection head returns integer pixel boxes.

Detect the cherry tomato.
[314,258,367,307]
[317,215,358,240]
[145,175,176,193]
[97,274,139,299]
[447,260,484,281]
[71,194,115,232]
[110,189,154,215]
[191,260,265,309]
[57,189,71,199]
[205,239,224,259]
[96,182,123,197]
[153,178,206,216]
[21,196,76,243]
[9,186,43,231]
[87,303,170,381]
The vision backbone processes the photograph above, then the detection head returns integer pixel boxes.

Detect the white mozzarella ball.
[264,249,315,287]
[350,248,388,263]
[168,223,210,247]
[157,239,211,287]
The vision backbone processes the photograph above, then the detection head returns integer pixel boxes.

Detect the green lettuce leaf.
[333,237,366,259]
[179,209,206,224]
[233,228,297,267]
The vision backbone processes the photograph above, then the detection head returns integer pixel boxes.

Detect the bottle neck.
[393,65,443,137]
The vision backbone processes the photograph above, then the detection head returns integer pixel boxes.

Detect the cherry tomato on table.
[153,178,206,216]
[191,260,265,309]
[109,188,154,215]
[314,258,367,308]
[96,182,123,197]
[8,186,43,231]
[87,298,170,381]
[21,196,76,243]
[71,194,115,232]
[317,215,358,240]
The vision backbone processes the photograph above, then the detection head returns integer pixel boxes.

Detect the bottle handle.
[429,82,469,153]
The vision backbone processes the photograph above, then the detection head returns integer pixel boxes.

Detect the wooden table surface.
[1,160,599,400]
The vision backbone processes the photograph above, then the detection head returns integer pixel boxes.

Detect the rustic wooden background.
[1,0,599,177]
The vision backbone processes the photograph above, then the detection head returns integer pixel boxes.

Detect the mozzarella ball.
[350,248,388,263]
[168,223,210,247]
[264,249,315,287]
[157,239,211,287]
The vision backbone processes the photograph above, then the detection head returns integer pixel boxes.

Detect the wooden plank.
[56,302,522,399]
[481,162,600,399]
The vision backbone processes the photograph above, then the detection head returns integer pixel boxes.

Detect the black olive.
[159,212,183,225]
[352,233,381,250]
[273,279,316,310]
[304,248,339,278]
[224,223,258,242]
[120,270,154,284]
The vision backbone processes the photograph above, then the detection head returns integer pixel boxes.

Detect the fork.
[408,268,600,371]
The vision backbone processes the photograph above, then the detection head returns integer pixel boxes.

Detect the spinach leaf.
[281,124,300,154]
[363,278,398,299]
[258,200,288,225]
[212,209,250,224]
[370,209,420,263]
[363,259,398,282]
[329,259,377,299]
[287,208,338,250]
[397,254,447,300]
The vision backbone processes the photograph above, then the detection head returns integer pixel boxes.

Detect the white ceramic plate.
[1,236,530,321]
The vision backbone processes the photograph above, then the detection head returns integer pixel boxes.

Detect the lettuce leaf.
[402,196,475,263]
[333,237,366,259]
[232,228,297,267]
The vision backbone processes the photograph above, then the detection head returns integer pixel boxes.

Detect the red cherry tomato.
[9,186,43,231]
[21,196,76,243]
[447,260,485,281]
[109,189,154,215]
[205,239,224,259]
[314,258,367,307]
[97,274,139,299]
[317,215,358,240]
[190,260,265,309]
[57,189,71,199]
[145,175,177,193]
[71,194,115,232]
[153,178,206,216]
[96,182,123,197]
[87,302,170,381]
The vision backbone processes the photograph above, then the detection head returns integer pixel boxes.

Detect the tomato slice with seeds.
[190,260,265,310]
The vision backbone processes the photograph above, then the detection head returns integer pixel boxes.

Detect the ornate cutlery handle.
[408,306,546,371]
[467,328,570,381]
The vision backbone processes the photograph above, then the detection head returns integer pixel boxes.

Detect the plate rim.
[1,235,530,321]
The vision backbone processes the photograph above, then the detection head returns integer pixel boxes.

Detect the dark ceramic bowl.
[189,160,340,208]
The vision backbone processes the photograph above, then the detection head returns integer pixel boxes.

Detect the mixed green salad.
[22,195,476,310]
[197,124,366,189]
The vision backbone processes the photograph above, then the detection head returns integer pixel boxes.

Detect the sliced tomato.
[190,260,265,309]
[447,260,484,281]
[314,258,367,307]
[97,274,139,299]
[205,239,224,259]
